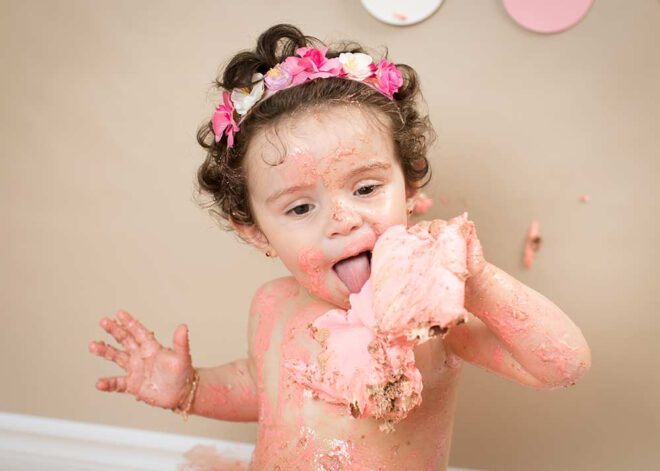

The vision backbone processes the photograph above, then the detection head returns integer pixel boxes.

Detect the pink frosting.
[286,213,471,428]
[412,194,434,214]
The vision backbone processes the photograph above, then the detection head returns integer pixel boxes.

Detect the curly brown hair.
[195,24,434,229]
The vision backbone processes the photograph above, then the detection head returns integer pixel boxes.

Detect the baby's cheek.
[373,214,407,236]
[369,197,408,235]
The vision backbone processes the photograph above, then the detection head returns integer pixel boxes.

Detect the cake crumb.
[523,221,542,269]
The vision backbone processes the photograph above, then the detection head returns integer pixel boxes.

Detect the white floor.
[0,412,252,470]
[0,412,479,470]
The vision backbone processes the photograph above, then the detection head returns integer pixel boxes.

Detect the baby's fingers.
[408,220,431,237]
[100,316,138,352]
[117,310,158,346]
[89,340,130,369]
[172,324,191,358]
[429,219,447,238]
[95,375,128,393]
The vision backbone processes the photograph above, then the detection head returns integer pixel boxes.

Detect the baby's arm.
[89,310,258,422]
[187,360,258,421]
[189,276,299,420]
[446,262,591,389]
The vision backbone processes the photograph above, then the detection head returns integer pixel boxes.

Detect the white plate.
[361,0,444,26]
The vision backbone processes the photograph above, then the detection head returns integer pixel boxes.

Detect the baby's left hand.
[464,220,486,279]
[411,217,486,279]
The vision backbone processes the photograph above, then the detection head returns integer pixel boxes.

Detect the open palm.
[88,310,194,410]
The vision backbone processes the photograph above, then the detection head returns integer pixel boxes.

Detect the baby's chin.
[296,270,352,310]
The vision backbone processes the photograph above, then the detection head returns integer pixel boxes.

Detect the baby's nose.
[328,202,362,237]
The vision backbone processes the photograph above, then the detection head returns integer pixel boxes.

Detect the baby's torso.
[250,277,463,471]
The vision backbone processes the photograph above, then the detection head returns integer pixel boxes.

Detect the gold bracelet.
[173,368,200,422]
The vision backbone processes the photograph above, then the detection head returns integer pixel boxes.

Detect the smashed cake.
[287,213,472,430]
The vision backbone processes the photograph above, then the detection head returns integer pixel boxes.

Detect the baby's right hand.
[88,310,195,410]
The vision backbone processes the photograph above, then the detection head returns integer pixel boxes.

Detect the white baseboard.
[0,411,254,471]
[0,411,479,471]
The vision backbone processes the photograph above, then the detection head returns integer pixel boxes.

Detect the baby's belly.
[251,334,463,471]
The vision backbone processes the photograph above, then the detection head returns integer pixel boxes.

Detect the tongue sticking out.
[333,252,371,294]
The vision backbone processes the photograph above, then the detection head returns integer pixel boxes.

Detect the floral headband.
[212,47,404,148]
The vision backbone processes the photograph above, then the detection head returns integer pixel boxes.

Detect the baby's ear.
[230,220,278,257]
[406,185,419,200]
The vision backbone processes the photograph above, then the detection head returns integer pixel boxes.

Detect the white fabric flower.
[230,73,265,116]
[338,53,373,81]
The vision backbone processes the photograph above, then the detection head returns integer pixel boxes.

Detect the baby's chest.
[256,298,329,389]
[270,302,331,372]
[259,300,461,413]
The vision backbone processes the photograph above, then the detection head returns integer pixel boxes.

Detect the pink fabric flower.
[373,59,403,99]
[283,47,343,86]
[210,50,404,148]
[264,63,293,91]
[212,91,239,147]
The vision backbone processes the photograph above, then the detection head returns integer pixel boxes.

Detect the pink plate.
[502,0,595,34]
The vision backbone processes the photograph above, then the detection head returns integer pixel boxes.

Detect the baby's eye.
[287,203,313,216]
[355,184,379,196]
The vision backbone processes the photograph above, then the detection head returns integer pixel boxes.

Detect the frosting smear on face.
[286,212,472,431]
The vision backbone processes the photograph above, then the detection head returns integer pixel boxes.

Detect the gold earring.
[265,250,272,257]
[407,207,414,215]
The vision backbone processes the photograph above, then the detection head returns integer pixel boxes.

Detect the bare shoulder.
[248,276,301,337]
[248,276,302,322]
[246,277,302,378]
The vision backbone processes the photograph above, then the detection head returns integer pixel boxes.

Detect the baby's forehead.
[247,105,393,169]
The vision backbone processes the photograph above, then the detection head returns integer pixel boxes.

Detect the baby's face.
[244,105,410,309]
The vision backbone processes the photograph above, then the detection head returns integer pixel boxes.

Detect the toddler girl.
[89,24,591,470]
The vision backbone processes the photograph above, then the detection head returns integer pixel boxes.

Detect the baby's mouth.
[332,251,372,294]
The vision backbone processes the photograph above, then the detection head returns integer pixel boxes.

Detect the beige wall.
[1,1,658,470]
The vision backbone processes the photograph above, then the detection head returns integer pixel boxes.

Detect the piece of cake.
[286,213,472,429]
[371,213,470,345]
